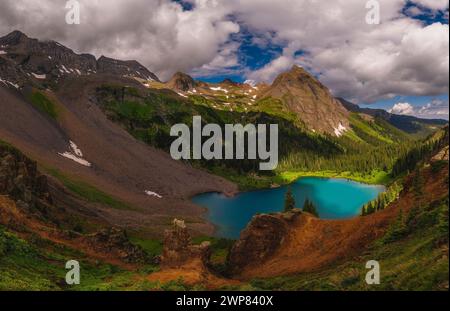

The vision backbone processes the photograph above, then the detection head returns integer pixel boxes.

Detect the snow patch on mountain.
[58,152,91,167]
[58,141,91,167]
[0,77,19,89]
[60,65,71,74]
[244,80,257,87]
[32,73,46,79]
[334,122,347,137]
[145,190,162,199]
[69,141,83,157]
[210,86,229,93]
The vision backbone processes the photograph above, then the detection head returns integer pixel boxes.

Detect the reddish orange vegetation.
[0,195,136,270]
[237,166,448,280]
[147,259,240,289]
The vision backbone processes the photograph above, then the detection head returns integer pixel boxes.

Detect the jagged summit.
[0,30,29,45]
[0,30,160,89]
[261,65,349,136]
[166,71,196,91]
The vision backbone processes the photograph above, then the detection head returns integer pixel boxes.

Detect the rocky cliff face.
[0,144,52,214]
[261,65,349,136]
[161,219,211,268]
[227,210,302,275]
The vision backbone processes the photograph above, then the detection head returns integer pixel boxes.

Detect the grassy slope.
[0,227,167,291]
[275,170,391,185]
[0,225,232,291]
[349,113,394,144]
[94,85,418,191]
[94,85,345,190]
[45,168,133,211]
[26,90,59,120]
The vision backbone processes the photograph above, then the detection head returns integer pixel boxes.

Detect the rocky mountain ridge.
[0,30,160,90]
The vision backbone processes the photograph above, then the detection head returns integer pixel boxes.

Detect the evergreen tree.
[382,209,408,244]
[437,198,449,242]
[303,199,319,217]
[412,168,424,197]
[406,205,420,231]
[284,187,296,212]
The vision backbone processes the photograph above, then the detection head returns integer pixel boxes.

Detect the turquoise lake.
[192,177,385,239]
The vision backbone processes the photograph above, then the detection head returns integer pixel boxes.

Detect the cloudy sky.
[0,0,448,119]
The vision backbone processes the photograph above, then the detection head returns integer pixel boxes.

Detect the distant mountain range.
[338,97,448,136]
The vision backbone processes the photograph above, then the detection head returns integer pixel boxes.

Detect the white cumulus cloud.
[389,102,416,115]
[389,99,449,119]
[412,0,449,11]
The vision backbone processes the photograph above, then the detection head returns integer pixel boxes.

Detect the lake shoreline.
[273,170,392,187]
[193,176,386,239]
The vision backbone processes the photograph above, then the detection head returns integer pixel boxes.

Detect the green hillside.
[94,85,423,189]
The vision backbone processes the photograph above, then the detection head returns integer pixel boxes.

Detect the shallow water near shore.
[192,177,385,239]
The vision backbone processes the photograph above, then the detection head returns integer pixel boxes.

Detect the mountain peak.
[0,30,29,45]
[166,72,196,91]
[272,65,322,89]
[221,78,240,87]
[290,64,305,72]
[262,66,349,136]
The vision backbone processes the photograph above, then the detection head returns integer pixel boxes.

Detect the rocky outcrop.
[160,219,211,268]
[0,144,52,213]
[166,72,196,92]
[227,209,302,275]
[84,227,149,264]
[433,146,449,162]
